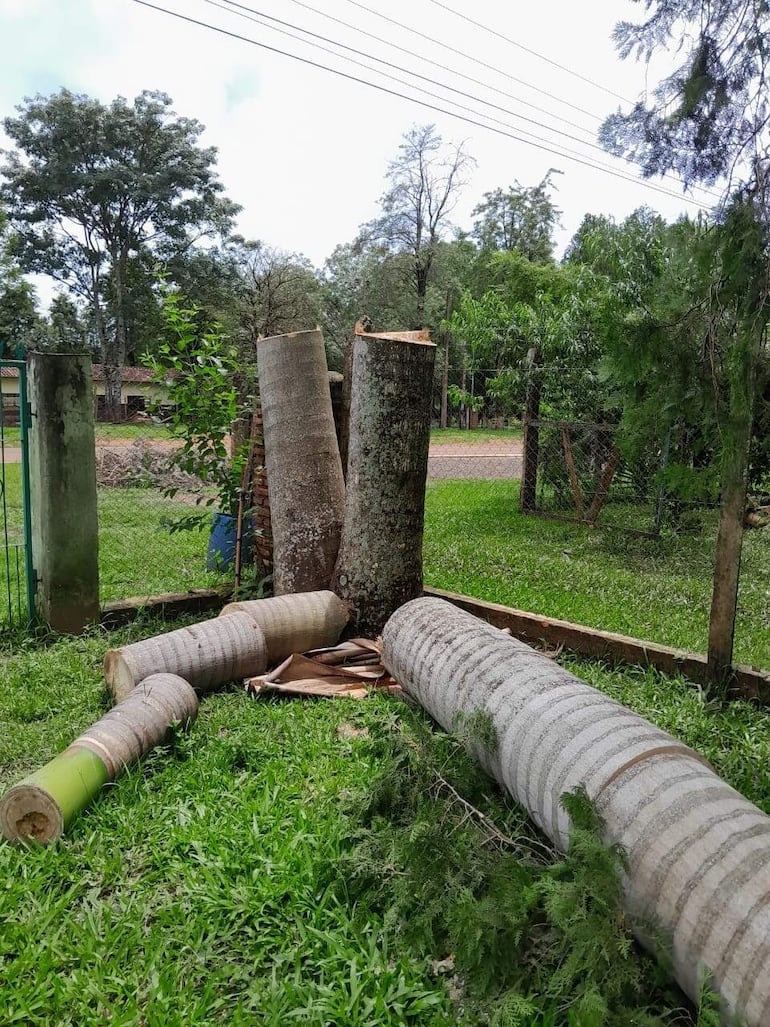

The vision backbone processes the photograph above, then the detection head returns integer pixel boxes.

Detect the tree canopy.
[1,89,238,416]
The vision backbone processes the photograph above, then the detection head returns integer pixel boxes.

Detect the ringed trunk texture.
[104,611,267,701]
[332,330,436,637]
[219,590,349,664]
[1,674,197,844]
[383,597,770,1026]
[257,329,345,595]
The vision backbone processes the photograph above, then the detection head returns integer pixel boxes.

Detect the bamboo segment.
[103,611,267,700]
[257,329,346,595]
[382,597,770,1027]
[1,674,198,844]
[219,590,349,663]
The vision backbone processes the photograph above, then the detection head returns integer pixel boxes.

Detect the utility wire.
[285,0,603,123]
[426,0,634,105]
[127,0,711,210]
[209,0,721,202]
[209,1,606,153]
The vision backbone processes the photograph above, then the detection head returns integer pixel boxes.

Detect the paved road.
[2,437,525,480]
[428,439,523,480]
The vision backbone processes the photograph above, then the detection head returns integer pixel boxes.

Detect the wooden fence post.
[520,347,541,513]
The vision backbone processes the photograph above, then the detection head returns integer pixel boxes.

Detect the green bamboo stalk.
[1,673,198,844]
[0,746,109,844]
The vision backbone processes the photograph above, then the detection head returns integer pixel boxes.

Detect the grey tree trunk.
[382,597,770,1026]
[332,330,436,636]
[257,329,346,595]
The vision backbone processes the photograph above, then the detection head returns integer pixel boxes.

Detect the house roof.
[1,364,158,383]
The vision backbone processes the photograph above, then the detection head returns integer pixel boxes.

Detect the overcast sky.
[0,0,716,284]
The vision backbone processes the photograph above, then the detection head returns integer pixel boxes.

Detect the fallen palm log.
[104,611,267,701]
[383,596,770,1026]
[219,590,349,663]
[1,673,197,844]
[332,328,435,636]
[257,328,346,594]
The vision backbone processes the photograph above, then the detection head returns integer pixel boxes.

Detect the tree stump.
[257,329,345,594]
[332,329,435,636]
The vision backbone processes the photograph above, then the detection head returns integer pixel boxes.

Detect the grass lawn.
[424,478,770,670]
[3,621,770,1023]
[0,423,171,447]
[97,487,229,601]
[430,426,522,445]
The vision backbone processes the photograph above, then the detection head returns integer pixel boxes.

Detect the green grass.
[1,423,171,447]
[424,478,770,669]
[4,624,770,1023]
[94,423,171,441]
[97,487,228,600]
[430,426,522,445]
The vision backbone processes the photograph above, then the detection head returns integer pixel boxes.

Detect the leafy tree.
[229,238,323,357]
[48,294,89,352]
[368,124,474,326]
[599,0,770,674]
[0,208,41,354]
[1,89,239,419]
[472,170,562,262]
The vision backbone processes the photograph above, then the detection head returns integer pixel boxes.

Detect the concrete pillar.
[28,353,99,633]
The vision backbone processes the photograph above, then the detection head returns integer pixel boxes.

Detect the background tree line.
[0,83,767,505]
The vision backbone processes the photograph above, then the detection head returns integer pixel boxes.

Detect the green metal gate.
[0,358,36,630]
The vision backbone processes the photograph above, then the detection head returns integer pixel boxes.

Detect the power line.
[209,1,602,150]
[426,0,634,105]
[207,0,720,201]
[126,0,711,210]
[285,0,604,124]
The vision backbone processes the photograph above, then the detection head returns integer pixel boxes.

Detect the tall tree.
[48,294,88,352]
[472,170,562,261]
[1,89,239,419]
[0,207,40,354]
[599,0,770,678]
[369,124,474,326]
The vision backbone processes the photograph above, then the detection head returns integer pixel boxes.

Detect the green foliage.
[1,88,238,414]
[143,286,247,521]
[472,170,562,262]
[341,712,700,1024]
[599,0,770,185]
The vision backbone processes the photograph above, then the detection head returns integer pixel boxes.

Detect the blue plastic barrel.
[206,512,253,571]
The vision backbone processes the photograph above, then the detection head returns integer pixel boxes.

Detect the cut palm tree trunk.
[257,329,345,594]
[382,597,770,1026]
[219,590,349,664]
[104,611,267,701]
[1,673,197,844]
[332,329,435,636]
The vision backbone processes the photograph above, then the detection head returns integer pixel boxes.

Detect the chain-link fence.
[422,420,748,669]
[94,418,225,603]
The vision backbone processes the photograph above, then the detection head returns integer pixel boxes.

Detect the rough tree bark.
[332,329,436,636]
[104,611,267,700]
[383,597,770,1026]
[0,673,198,844]
[257,329,346,595]
[219,590,349,663]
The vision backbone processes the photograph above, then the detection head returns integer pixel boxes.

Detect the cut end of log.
[353,325,434,346]
[0,783,64,844]
[103,648,139,702]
